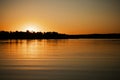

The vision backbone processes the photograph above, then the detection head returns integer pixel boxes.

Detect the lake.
[0,39,120,80]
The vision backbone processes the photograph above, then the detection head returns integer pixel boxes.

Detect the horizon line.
[0,30,120,35]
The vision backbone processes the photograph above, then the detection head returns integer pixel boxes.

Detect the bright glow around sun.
[22,24,43,32]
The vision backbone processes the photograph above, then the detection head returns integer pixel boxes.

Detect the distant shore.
[0,31,120,39]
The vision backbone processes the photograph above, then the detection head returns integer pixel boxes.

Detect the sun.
[22,24,42,32]
[26,26,37,32]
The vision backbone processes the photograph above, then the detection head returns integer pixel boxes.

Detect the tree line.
[0,30,68,39]
[0,30,120,39]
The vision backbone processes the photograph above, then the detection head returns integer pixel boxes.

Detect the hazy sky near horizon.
[0,0,120,34]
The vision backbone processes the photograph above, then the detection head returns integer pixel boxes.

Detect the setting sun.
[22,24,42,32]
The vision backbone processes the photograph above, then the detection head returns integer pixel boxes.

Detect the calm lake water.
[0,39,120,80]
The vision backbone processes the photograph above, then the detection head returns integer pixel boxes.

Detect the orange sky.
[0,0,120,34]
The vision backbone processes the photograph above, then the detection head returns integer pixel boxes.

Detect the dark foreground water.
[0,39,120,80]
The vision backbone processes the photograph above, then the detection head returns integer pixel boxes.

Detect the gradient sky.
[0,0,120,34]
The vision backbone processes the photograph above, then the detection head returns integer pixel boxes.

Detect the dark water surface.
[0,39,120,80]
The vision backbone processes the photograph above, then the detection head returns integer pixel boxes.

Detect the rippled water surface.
[0,39,120,80]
